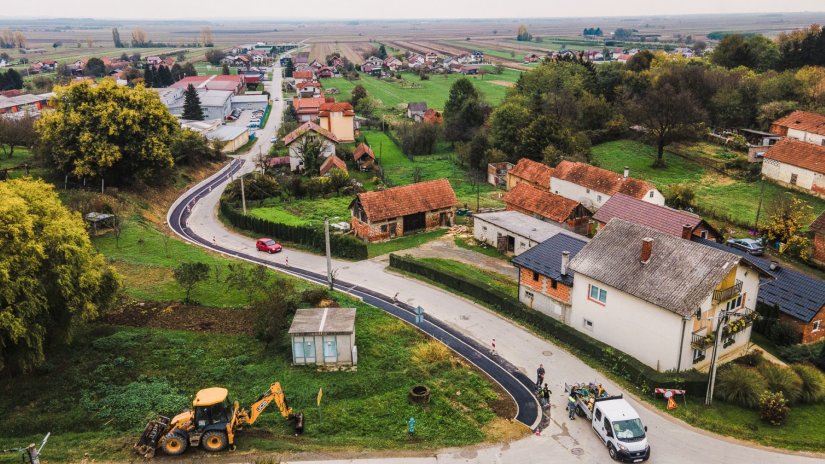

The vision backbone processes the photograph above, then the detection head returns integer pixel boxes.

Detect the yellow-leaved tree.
[763,193,813,260]
[0,178,120,374]
[36,79,179,186]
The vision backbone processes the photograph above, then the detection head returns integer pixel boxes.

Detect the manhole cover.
[571,448,584,456]
[460,315,470,320]
[542,350,553,356]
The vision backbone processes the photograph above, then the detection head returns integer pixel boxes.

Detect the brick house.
[506,158,553,191]
[770,110,825,146]
[513,233,588,321]
[350,179,457,242]
[592,193,720,240]
[353,143,375,171]
[761,139,825,198]
[551,161,664,210]
[503,183,591,233]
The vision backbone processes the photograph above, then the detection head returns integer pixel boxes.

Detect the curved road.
[166,63,821,463]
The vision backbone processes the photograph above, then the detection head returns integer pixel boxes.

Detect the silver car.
[726,238,765,256]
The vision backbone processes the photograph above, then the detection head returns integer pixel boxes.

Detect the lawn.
[0,147,46,180]
[415,258,518,297]
[326,69,519,110]
[592,140,825,230]
[0,220,515,461]
[249,196,354,227]
[367,229,448,258]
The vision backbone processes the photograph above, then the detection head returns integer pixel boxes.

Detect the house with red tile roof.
[770,110,825,146]
[507,158,553,191]
[296,81,322,98]
[292,70,314,84]
[291,96,330,122]
[283,121,340,172]
[319,101,355,142]
[353,143,375,171]
[761,138,825,197]
[319,154,348,176]
[550,161,664,210]
[592,193,719,240]
[170,75,245,95]
[503,183,590,233]
[350,179,457,241]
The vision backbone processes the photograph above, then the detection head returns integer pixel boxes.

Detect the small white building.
[551,160,665,211]
[288,307,357,366]
[568,218,768,372]
[230,94,269,112]
[771,110,825,146]
[205,125,250,153]
[472,210,580,255]
[761,138,825,197]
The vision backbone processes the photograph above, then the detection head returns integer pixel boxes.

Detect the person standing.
[536,364,545,389]
[567,394,577,420]
[542,384,551,410]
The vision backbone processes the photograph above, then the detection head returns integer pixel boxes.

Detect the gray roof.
[407,102,427,113]
[473,210,578,243]
[206,125,248,141]
[231,94,269,103]
[569,218,742,316]
[512,234,588,286]
[197,90,233,107]
[288,307,356,335]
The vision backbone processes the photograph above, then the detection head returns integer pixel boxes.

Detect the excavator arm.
[237,382,304,434]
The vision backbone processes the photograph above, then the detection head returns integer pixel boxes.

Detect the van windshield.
[613,418,646,442]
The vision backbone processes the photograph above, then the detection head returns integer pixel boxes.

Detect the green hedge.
[389,253,708,395]
[220,201,368,260]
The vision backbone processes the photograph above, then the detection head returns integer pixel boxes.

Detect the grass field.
[415,258,518,297]
[0,148,45,180]
[325,69,520,110]
[368,230,448,258]
[6,46,211,72]
[0,218,515,461]
[592,140,825,230]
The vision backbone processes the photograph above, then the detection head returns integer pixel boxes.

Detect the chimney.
[640,237,653,263]
[681,224,693,240]
[769,261,779,271]
[561,251,570,276]
[623,166,629,179]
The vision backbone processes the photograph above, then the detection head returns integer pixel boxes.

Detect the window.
[589,284,607,304]
[525,290,534,299]
[551,278,558,289]
[814,320,822,332]
[381,224,387,232]
[595,409,602,421]
[695,308,702,319]
[586,188,591,193]
[693,349,706,363]
[533,271,540,281]
[323,336,338,362]
[597,194,602,202]
[583,318,594,331]
[700,230,708,239]
[725,294,743,311]
[649,191,654,198]
[790,173,798,185]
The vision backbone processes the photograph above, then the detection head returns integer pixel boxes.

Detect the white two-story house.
[550,161,665,211]
[282,121,339,172]
[568,218,768,372]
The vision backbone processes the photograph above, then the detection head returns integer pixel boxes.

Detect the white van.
[591,395,650,462]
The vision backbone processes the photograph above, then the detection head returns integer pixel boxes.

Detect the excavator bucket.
[134,416,170,458]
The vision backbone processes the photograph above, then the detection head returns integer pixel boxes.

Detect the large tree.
[0,179,120,374]
[350,84,367,107]
[293,135,324,175]
[711,34,779,72]
[443,78,488,142]
[111,27,123,48]
[36,80,179,185]
[0,68,23,91]
[182,83,205,121]
[84,57,106,77]
[0,115,37,159]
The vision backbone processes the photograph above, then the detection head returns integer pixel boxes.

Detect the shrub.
[759,363,803,403]
[301,288,329,306]
[759,390,789,426]
[89,378,188,428]
[665,183,695,209]
[769,320,802,346]
[735,349,766,367]
[714,364,766,408]
[791,364,825,404]
[778,341,824,365]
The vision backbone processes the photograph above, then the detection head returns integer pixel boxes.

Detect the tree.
[328,168,351,194]
[284,58,295,78]
[711,34,779,72]
[36,80,179,185]
[0,178,120,374]
[351,84,367,107]
[173,262,210,303]
[142,67,155,88]
[517,25,532,42]
[205,49,226,65]
[84,57,105,77]
[0,68,23,90]
[764,193,812,260]
[170,63,184,81]
[172,129,223,165]
[378,43,388,59]
[777,25,825,70]
[444,78,488,142]
[200,27,214,47]
[131,28,148,47]
[489,100,532,157]
[225,263,269,304]
[397,122,440,157]
[157,65,174,87]
[181,62,197,78]
[221,63,231,75]
[354,96,377,118]
[293,135,324,175]
[625,50,654,72]
[112,27,123,48]
[182,83,204,121]
[0,114,37,159]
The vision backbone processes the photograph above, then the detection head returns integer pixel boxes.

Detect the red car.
[256,238,282,253]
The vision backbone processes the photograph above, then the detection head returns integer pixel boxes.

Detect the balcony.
[713,279,743,304]
[691,331,715,350]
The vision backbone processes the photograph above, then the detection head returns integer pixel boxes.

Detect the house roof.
[353,179,457,222]
[266,156,291,167]
[282,121,339,145]
[296,81,320,89]
[592,193,706,238]
[503,183,582,224]
[569,218,742,317]
[320,154,347,175]
[293,70,313,79]
[764,138,825,175]
[509,158,553,190]
[353,143,375,160]
[407,102,428,113]
[170,75,243,92]
[512,233,588,286]
[552,161,655,200]
[811,210,825,234]
[291,96,327,114]
[319,101,355,117]
[772,110,825,137]
[205,125,248,142]
[288,307,356,335]
[474,210,582,246]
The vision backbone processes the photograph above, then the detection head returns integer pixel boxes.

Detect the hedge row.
[389,253,708,395]
[220,201,368,260]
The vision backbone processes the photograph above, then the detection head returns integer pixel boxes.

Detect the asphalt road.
[165,62,823,464]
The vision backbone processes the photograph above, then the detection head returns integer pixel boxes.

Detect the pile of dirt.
[447,225,471,238]
[102,299,256,335]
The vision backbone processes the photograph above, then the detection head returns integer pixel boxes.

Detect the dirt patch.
[102,299,255,335]
[488,80,515,88]
[482,416,531,442]
[699,171,737,187]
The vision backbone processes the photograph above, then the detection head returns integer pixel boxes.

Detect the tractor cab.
[192,387,232,429]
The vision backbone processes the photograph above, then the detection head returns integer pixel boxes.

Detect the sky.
[3,0,825,20]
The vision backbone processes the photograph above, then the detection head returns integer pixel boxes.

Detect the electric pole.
[324,216,333,290]
[240,175,247,215]
[705,310,729,406]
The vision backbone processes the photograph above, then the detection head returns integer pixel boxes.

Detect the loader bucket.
[134,416,171,457]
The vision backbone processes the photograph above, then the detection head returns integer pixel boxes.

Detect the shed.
[288,307,357,366]
[473,210,580,255]
[205,125,250,153]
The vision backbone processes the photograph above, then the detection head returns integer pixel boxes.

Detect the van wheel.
[608,443,618,460]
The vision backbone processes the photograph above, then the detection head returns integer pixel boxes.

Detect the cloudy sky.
[5,0,825,19]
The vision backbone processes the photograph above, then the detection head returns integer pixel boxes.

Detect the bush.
[735,349,766,367]
[396,122,440,157]
[791,364,825,404]
[778,341,824,365]
[301,288,329,306]
[715,364,766,408]
[769,320,802,346]
[89,378,188,428]
[759,363,803,403]
[759,390,790,426]
[222,173,282,203]
[665,183,696,209]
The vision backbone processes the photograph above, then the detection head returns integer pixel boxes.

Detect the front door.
[389,223,397,238]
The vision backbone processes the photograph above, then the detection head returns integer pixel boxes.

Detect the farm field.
[309,41,372,64]
[325,68,520,110]
[591,140,825,230]
[4,46,211,71]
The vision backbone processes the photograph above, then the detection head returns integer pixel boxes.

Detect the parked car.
[270,136,278,143]
[726,238,764,255]
[255,238,282,253]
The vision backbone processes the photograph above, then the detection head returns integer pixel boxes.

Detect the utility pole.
[240,175,247,215]
[754,176,766,231]
[705,310,729,406]
[324,216,333,290]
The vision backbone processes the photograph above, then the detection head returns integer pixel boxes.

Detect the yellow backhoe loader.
[134,382,304,457]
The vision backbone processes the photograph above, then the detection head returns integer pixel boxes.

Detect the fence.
[389,253,708,395]
[220,201,368,260]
